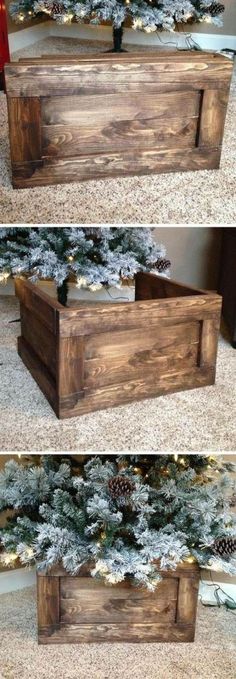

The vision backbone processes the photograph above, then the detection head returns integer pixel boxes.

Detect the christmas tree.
[9,2,225,52]
[0,227,170,306]
[0,455,235,590]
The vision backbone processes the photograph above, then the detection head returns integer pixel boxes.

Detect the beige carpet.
[0,37,236,224]
[0,585,235,679]
[0,295,236,452]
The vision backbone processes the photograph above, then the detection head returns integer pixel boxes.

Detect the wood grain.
[198,88,229,149]
[37,563,200,644]
[5,51,232,188]
[20,302,57,378]
[42,118,197,158]
[42,92,200,126]
[15,276,222,419]
[59,366,216,418]
[11,148,222,189]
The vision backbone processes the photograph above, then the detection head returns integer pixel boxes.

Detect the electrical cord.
[200,570,236,616]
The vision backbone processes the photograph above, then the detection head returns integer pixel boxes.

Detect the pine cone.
[156,258,171,273]
[44,2,64,15]
[212,536,236,556]
[209,3,225,16]
[108,475,135,498]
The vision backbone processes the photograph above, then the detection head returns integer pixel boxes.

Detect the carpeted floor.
[0,586,235,679]
[0,37,236,224]
[0,295,236,452]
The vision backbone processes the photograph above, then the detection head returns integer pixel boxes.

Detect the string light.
[0,272,10,283]
[185,556,197,563]
[174,454,178,462]
[3,552,18,565]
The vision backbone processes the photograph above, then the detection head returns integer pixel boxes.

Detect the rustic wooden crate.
[15,273,222,419]
[37,562,200,644]
[5,51,233,188]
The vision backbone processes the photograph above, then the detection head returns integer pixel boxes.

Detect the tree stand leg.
[106,26,127,53]
[57,279,69,306]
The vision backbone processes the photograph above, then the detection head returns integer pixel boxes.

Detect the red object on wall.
[0,0,10,88]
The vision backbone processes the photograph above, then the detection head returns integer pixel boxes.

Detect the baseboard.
[9,22,49,53]
[0,567,36,594]
[9,20,236,54]
[199,579,236,606]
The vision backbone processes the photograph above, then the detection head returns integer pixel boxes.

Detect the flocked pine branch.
[0,227,170,305]
[0,455,235,589]
[8,1,225,35]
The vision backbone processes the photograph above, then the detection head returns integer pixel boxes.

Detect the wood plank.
[59,294,221,338]
[198,317,221,369]
[7,97,41,163]
[37,576,59,630]
[15,278,61,334]
[38,621,195,643]
[60,576,178,598]
[58,366,215,418]
[57,336,85,408]
[37,562,200,578]
[11,147,222,189]
[84,343,199,389]
[16,52,231,63]
[5,55,232,99]
[42,117,198,158]
[198,88,229,149]
[60,596,176,624]
[18,337,58,416]
[135,271,206,299]
[42,92,200,126]
[20,302,57,378]
[85,321,200,361]
[6,80,229,98]
[177,576,199,627]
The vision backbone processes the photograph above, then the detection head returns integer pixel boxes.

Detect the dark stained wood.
[218,228,236,348]
[198,89,229,149]
[37,576,60,637]
[11,148,222,189]
[135,271,206,300]
[20,302,57,378]
[15,276,222,419]
[17,337,58,414]
[37,563,200,644]
[15,278,61,333]
[41,118,198,158]
[176,576,199,628]
[42,91,200,125]
[4,51,233,188]
[84,343,199,389]
[59,367,216,419]
[57,336,85,410]
[7,97,41,164]
[198,318,221,369]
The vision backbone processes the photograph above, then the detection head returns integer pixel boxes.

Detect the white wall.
[9,9,236,54]
[154,227,222,290]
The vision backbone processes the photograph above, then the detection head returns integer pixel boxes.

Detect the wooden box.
[5,51,233,188]
[37,562,200,644]
[15,273,222,419]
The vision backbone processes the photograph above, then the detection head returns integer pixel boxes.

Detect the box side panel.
[59,576,178,624]
[5,54,232,188]
[38,569,199,644]
[83,322,200,390]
